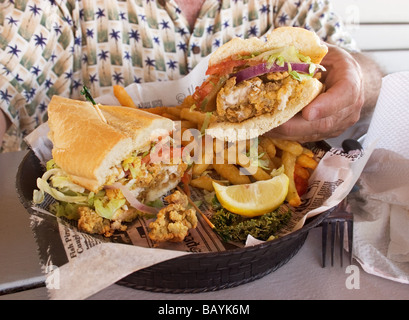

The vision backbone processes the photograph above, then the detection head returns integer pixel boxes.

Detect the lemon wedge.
[212,173,289,218]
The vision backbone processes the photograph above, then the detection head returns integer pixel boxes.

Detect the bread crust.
[47,96,174,192]
[209,26,328,66]
[205,27,327,141]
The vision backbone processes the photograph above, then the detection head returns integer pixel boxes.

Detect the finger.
[302,75,363,121]
[266,113,317,141]
[267,104,359,142]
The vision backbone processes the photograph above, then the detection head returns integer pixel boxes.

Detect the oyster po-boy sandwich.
[188,27,328,141]
[34,96,188,237]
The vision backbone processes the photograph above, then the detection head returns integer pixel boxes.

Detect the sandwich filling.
[216,72,301,123]
[191,46,325,122]
[34,141,188,237]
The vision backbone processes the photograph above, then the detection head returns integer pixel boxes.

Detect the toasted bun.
[206,77,323,142]
[47,96,174,192]
[209,27,328,66]
[206,27,327,141]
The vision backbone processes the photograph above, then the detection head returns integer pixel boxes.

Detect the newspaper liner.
[24,56,374,299]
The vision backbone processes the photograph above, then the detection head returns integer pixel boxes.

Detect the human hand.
[266,44,365,142]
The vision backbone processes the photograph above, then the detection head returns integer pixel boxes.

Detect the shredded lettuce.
[50,176,85,193]
[50,202,82,220]
[200,112,213,135]
[46,159,59,171]
[35,177,88,204]
[251,46,325,81]
[34,143,161,222]
[289,70,313,82]
[257,46,301,65]
[146,198,165,208]
[245,139,270,170]
[34,164,110,221]
[94,198,126,220]
[270,165,285,177]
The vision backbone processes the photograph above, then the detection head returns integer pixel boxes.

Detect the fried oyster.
[148,191,198,243]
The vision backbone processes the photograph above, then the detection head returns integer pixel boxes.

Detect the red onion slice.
[108,182,160,215]
[234,62,312,83]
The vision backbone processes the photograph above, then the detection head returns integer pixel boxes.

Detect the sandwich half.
[188,27,328,141]
[34,96,188,237]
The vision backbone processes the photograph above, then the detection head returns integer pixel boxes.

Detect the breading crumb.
[148,191,198,243]
[77,206,111,236]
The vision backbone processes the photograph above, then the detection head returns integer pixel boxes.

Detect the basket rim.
[165,206,331,259]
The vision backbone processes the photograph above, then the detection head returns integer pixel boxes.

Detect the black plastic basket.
[16,149,331,293]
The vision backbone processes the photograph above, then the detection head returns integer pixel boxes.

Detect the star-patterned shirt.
[0,0,358,152]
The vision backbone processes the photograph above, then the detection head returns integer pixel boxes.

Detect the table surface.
[1,150,408,300]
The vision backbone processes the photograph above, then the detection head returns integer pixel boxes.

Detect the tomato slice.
[192,75,219,102]
[191,54,255,110]
[141,153,150,164]
[206,58,249,76]
[192,74,227,111]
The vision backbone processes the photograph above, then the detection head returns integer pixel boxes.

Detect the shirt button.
[192,46,200,54]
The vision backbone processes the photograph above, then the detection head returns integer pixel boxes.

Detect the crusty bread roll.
[205,27,328,142]
[47,96,174,192]
[207,78,323,141]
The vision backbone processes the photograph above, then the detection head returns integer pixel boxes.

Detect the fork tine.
[330,222,336,266]
[322,221,328,268]
[347,219,353,265]
[339,220,345,267]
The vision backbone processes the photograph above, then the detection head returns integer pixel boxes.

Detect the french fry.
[190,176,225,192]
[165,107,182,118]
[216,139,271,181]
[180,108,202,124]
[166,107,318,208]
[296,154,318,170]
[259,136,276,160]
[212,163,251,185]
[179,95,196,109]
[212,138,226,165]
[282,151,301,207]
[192,163,210,178]
[258,145,273,172]
[113,85,137,108]
[161,112,179,121]
[180,120,196,129]
[180,108,216,126]
[270,156,282,169]
[270,138,303,156]
[180,128,195,147]
[192,147,212,177]
[222,143,238,165]
[144,106,167,115]
[244,164,271,181]
[236,153,271,181]
[302,147,315,158]
[294,163,310,180]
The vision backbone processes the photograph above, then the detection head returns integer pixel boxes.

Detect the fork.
[321,198,353,267]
